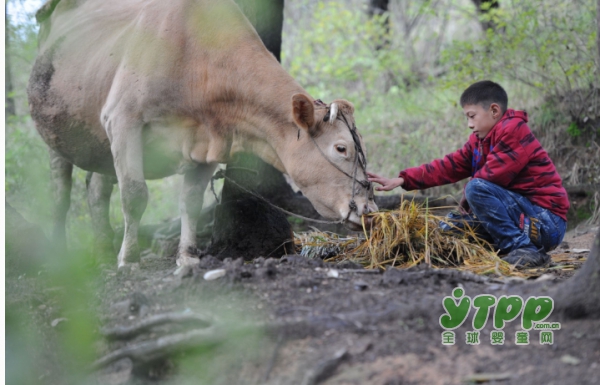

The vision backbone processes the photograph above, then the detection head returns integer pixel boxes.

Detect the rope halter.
[311,99,373,223]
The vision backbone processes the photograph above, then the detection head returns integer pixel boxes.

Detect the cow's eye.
[336,145,346,153]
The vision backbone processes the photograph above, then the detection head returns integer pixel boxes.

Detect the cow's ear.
[292,94,316,135]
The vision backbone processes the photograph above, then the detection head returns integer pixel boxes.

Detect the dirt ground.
[5,226,600,385]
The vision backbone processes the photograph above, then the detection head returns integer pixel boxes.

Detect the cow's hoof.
[117,247,140,268]
[176,254,200,267]
[173,264,193,278]
[117,262,140,275]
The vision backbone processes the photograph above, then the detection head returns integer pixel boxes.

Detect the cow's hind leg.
[104,115,148,268]
[177,163,218,266]
[86,172,116,258]
[49,149,73,250]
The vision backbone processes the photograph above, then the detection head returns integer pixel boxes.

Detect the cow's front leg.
[177,163,218,266]
[105,118,148,268]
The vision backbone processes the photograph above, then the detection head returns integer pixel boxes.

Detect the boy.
[367,80,569,267]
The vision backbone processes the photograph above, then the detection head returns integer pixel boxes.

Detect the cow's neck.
[230,77,306,172]
[190,44,307,173]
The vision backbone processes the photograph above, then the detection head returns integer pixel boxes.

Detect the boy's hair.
[460,80,508,113]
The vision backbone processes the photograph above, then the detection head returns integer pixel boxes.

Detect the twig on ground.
[92,327,222,370]
[301,348,348,385]
[101,312,212,340]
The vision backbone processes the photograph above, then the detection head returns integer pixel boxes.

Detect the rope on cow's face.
[308,105,373,222]
[209,102,373,226]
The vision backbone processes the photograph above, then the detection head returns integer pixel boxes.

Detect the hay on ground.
[296,200,529,277]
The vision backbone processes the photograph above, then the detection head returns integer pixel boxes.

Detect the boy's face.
[462,103,502,139]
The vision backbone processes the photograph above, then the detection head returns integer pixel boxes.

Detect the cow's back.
[28,0,260,176]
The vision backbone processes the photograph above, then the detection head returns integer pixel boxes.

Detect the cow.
[28,0,377,268]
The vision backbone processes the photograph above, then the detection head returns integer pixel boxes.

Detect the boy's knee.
[465,178,491,200]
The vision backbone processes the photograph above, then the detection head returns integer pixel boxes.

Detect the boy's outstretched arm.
[367,172,404,192]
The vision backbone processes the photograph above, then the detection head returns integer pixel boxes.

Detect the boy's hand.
[367,172,404,192]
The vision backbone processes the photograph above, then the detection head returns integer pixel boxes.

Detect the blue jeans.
[439,179,566,253]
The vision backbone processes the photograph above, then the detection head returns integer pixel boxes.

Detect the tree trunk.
[367,0,390,51]
[5,5,16,117]
[210,0,295,260]
[235,0,284,62]
[209,153,295,260]
[553,228,600,319]
[470,0,500,32]
[597,0,600,73]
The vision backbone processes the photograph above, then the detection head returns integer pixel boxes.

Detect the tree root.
[301,348,348,385]
[92,327,222,370]
[553,228,600,319]
[101,312,212,341]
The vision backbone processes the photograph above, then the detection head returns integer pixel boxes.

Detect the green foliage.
[5,116,47,194]
[575,205,592,220]
[286,1,394,101]
[440,0,597,98]
[567,122,582,137]
[6,2,40,115]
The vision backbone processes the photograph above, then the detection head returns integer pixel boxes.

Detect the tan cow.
[28,0,377,268]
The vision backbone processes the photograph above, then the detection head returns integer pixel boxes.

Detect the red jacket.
[399,109,569,220]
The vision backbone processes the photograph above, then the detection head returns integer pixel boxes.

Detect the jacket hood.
[476,109,528,143]
[499,109,528,123]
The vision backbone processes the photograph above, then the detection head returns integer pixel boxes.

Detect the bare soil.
[5,228,599,385]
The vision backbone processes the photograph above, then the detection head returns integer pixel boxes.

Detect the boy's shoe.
[502,247,551,268]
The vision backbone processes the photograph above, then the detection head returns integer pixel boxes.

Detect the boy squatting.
[367,80,569,268]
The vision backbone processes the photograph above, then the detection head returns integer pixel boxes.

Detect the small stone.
[203,269,227,281]
[327,269,340,278]
[535,274,555,282]
[560,354,581,365]
[51,318,68,328]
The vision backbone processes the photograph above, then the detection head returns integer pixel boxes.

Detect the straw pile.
[296,199,527,277]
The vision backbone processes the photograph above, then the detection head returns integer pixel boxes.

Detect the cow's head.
[283,94,378,230]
